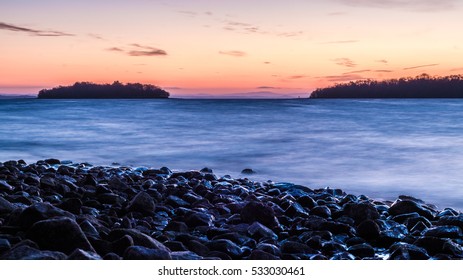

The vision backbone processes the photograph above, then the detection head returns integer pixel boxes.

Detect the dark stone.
[285,201,309,217]
[241,168,256,175]
[67,249,102,260]
[0,180,14,192]
[164,241,188,252]
[241,201,278,228]
[348,243,375,259]
[0,245,67,260]
[280,240,318,255]
[165,221,189,232]
[423,226,462,239]
[414,237,447,256]
[343,202,380,224]
[248,250,280,260]
[356,219,380,240]
[44,158,61,165]
[123,246,172,260]
[207,239,243,259]
[321,241,347,256]
[319,221,354,235]
[247,222,278,240]
[0,196,16,214]
[111,235,134,256]
[57,198,82,215]
[126,191,155,215]
[184,212,215,228]
[442,240,463,258]
[79,219,100,239]
[103,252,121,260]
[296,195,316,209]
[16,202,75,229]
[200,167,213,173]
[184,240,209,256]
[256,243,281,256]
[166,195,190,207]
[97,193,126,205]
[26,217,94,254]
[310,205,331,219]
[392,212,420,224]
[436,215,463,230]
[388,242,429,260]
[388,199,434,220]
[108,229,170,252]
[0,238,11,254]
[330,252,355,260]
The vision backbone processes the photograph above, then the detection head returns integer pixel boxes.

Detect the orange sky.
[1,0,463,97]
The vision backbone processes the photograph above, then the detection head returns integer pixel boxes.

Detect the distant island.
[310,74,463,98]
[38,81,169,99]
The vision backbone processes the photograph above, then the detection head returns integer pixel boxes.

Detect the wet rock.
[388,242,429,260]
[165,221,189,232]
[0,197,16,214]
[0,180,14,192]
[16,202,75,229]
[1,245,67,260]
[436,215,463,230]
[414,237,447,256]
[126,191,155,215]
[310,205,331,219]
[319,221,354,235]
[442,240,463,258]
[256,243,281,256]
[0,238,11,254]
[108,229,170,252]
[296,195,316,209]
[166,195,190,208]
[111,235,134,256]
[67,249,102,260]
[184,212,215,228]
[26,217,94,254]
[343,202,379,224]
[123,246,172,260]
[389,199,434,220]
[280,240,318,255]
[330,252,355,260]
[356,219,380,240]
[248,222,278,240]
[57,198,82,215]
[207,239,243,259]
[44,158,61,165]
[348,243,375,259]
[241,168,256,175]
[241,201,278,228]
[423,226,462,239]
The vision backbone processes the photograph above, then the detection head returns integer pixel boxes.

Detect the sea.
[1,98,463,210]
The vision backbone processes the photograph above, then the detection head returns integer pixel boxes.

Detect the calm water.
[1,98,463,210]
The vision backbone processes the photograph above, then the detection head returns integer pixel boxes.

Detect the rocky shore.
[1,159,462,260]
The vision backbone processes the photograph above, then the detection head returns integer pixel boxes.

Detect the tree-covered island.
[310,74,463,98]
[37,81,170,99]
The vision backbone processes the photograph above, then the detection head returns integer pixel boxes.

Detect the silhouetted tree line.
[310,74,463,98]
[38,81,169,99]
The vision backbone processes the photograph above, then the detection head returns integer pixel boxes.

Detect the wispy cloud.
[375,69,393,73]
[334,58,357,68]
[257,86,280,89]
[403,63,439,70]
[106,44,167,57]
[450,67,463,72]
[288,75,310,79]
[219,50,247,57]
[222,20,304,38]
[331,0,457,12]
[321,40,359,44]
[376,59,389,64]
[88,33,104,40]
[321,74,366,82]
[343,69,371,74]
[0,21,74,37]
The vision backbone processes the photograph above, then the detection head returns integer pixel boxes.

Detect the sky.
[1,0,463,97]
